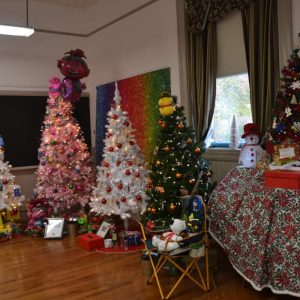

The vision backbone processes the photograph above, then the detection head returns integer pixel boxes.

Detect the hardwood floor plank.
[0,236,296,300]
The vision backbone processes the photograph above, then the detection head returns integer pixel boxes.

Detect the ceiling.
[33,0,99,10]
[0,0,157,36]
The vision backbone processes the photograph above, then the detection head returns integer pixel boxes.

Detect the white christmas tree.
[229,115,239,149]
[90,83,149,221]
[0,136,25,215]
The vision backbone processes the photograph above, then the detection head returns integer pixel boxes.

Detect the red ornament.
[107,133,113,138]
[127,161,133,166]
[2,179,8,185]
[124,121,129,126]
[106,187,112,193]
[101,198,107,204]
[103,161,110,168]
[129,141,134,146]
[117,143,122,148]
[136,195,142,201]
[108,147,114,152]
[125,170,131,176]
[117,183,123,189]
[135,172,141,178]
[112,114,118,120]
[120,197,127,203]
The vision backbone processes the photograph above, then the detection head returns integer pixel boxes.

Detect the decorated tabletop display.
[265,48,300,170]
[239,123,266,168]
[90,82,149,224]
[28,49,94,234]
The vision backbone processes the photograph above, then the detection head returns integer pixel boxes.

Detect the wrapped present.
[119,231,141,246]
[77,233,104,251]
[273,141,299,166]
[265,170,300,189]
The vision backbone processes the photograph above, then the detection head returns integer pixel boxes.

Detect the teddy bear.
[152,219,186,252]
[239,123,266,168]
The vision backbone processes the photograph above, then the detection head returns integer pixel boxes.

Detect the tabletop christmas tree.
[144,93,213,225]
[268,48,300,143]
[90,83,149,221]
[229,115,239,149]
[33,49,94,214]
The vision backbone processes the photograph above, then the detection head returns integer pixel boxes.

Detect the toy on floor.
[152,219,186,252]
[239,123,266,168]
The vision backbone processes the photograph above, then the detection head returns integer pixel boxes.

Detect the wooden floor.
[0,236,296,300]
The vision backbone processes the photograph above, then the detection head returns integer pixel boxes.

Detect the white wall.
[0,0,181,201]
[0,32,85,92]
[87,0,181,147]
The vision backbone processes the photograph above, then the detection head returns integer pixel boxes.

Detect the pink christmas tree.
[34,81,94,213]
[90,83,149,221]
[34,49,92,215]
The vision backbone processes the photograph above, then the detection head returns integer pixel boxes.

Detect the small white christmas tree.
[90,83,149,221]
[0,136,25,218]
[229,115,239,149]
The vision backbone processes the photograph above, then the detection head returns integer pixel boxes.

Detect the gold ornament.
[164,146,170,152]
[155,160,161,166]
[156,186,165,193]
[170,203,176,210]
[151,208,157,214]
[175,173,182,179]
[188,178,196,185]
[194,147,201,153]
[187,138,192,144]
[177,123,184,129]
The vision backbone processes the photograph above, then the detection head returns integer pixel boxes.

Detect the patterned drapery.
[185,0,251,33]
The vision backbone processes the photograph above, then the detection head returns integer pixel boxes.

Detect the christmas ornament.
[175,173,182,179]
[158,92,176,116]
[194,147,201,153]
[187,138,192,144]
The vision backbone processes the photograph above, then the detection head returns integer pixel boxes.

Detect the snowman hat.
[241,123,260,138]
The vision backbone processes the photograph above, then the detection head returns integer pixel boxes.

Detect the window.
[206,73,252,147]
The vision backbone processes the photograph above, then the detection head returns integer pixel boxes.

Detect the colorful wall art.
[96,68,171,165]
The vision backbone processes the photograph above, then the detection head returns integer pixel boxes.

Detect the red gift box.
[264,170,300,189]
[77,233,104,251]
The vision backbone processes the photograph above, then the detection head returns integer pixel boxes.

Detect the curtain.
[186,23,216,141]
[185,0,251,142]
[242,0,279,135]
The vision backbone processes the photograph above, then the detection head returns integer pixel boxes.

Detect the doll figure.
[239,123,266,168]
[57,49,90,103]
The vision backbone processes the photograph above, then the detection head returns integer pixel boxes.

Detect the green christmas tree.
[268,48,300,143]
[144,93,213,225]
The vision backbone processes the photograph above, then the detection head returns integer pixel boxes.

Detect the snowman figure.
[239,123,265,168]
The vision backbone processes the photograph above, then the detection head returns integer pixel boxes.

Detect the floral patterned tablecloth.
[207,166,300,297]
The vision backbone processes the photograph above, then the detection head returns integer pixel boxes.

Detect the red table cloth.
[207,166,300,297]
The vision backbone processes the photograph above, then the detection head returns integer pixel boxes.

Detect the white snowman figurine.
[239,123,265,168]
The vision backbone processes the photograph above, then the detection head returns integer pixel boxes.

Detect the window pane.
[207,73,252,146]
